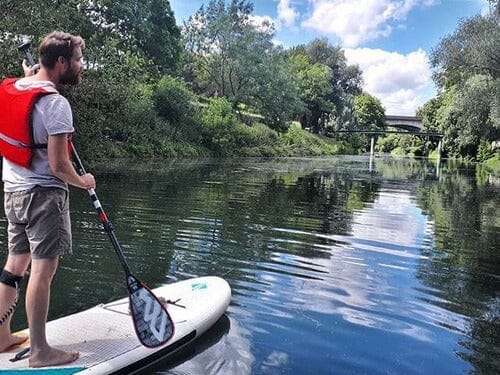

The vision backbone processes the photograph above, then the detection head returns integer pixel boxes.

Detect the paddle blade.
[127,275,174,348]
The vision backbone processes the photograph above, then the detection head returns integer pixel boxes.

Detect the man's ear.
[56,55,67,66]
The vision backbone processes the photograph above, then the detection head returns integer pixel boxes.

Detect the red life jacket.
[0,78,58,168]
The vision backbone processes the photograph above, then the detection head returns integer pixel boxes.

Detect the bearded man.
[0,31,95,368]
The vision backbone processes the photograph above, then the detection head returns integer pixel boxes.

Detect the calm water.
[4,156,499,375]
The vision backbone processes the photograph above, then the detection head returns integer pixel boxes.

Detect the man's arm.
[48,133,95,189]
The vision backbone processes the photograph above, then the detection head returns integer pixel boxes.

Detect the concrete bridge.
[385,115,422,132]
[327,114,442,162]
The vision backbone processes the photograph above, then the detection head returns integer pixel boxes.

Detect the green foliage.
[353,93,386,130]
[154,75,201,139]
[424,6,500,159]
[281,124,338,155]
[202,97,236,129]
[0,0,382,160]
[477,140,495,162]
[483,152,500,175]
[297,38,363,133]
[198,101,339,157]
[434,75,499,158]
[287,50,334,132]
[183,0,301,132]
[377,134,426,157]
[245,52,302,132]
[183,0,264,100]
[200,97,238,155]
[431,11,499,88]
[232,123,281,156]
[0,1,182,79]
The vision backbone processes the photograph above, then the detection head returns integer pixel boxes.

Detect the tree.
[86,0,182,75]
[183,0,257,100]
[286,38,362,134]
[416,96,443,154]
[427,5,500,158]
[246,52,302,132]
[286,49,333,132]
[307,39,362,113]
[353,93,386,130]
[352,92,386,153]
[183,0,300,131]
[442,76,499,157]
[0,1,182,78]
[431,12,499,88]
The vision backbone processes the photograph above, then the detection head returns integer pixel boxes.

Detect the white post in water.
[436,139,442,178]
[370,136,375,157]
[437,139,442,163]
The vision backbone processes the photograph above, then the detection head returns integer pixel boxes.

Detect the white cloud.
[248,14,276,33]
[302,0,435,47]
[344,48,434,115]
[277,0,300,27]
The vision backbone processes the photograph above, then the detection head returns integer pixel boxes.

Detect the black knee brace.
[0,268,23,289]
[0,268,23,327]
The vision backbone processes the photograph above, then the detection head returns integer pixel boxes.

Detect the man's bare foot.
[0,332,29,352]
[29,347,79,368]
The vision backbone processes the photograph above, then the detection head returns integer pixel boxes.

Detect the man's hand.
[22,59,40,77]
[79,173,96,190]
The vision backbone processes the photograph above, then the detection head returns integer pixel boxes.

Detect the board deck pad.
[0,276,231,374]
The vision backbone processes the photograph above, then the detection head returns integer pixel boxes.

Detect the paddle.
[19,41,174,348]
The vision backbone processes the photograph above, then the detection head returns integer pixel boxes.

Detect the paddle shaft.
[71,146,132,276]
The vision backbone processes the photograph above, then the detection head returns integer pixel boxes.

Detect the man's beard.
[60,66,82,85]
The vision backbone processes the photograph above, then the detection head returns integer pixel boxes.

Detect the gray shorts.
[4,186,72,259]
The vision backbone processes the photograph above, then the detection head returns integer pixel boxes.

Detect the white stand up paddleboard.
[0,276,231,374]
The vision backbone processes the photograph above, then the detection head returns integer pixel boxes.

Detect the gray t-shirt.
[2,79,74,192]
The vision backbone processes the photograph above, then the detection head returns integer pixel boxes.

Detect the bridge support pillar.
[370,136,375,157]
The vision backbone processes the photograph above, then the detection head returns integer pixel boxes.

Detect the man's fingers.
[22,59,40,77]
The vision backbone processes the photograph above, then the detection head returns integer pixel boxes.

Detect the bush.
[477,139,495,162]
[62,71,154,160]
[483,153,500,175]
[281,125,338,155]
[234,122,279,148]
[201,98,238,155]
[154,75,200,140]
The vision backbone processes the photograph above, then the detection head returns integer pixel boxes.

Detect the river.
[5,156,499,374]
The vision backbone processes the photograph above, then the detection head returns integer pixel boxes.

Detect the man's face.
[59,46,83,85]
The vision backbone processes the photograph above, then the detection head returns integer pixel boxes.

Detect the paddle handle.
[71,144,132,276]
[18,41,36,67]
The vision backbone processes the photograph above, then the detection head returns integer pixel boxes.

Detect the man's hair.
[39,31,85,69]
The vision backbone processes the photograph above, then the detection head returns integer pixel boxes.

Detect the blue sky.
[170,0,489,115]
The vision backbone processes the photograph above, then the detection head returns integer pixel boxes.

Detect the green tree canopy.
[182,0,300,131]
[0,0,182,79]
[431,12,500,88]
[285,38,362,133]
[286,49,334,132]
[353,93,386,130]
[426,4,500,158]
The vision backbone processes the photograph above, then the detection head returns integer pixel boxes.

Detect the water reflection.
[2,156,498,374]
